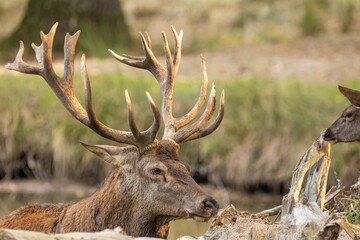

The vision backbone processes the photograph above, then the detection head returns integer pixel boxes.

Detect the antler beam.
[5,22,161,149]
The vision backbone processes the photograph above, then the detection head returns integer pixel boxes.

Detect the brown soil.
[2,34,359,84]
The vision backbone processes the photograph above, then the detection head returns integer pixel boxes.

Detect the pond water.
[0,189,282,240]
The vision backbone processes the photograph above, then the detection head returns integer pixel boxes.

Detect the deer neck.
[62,168,171,238]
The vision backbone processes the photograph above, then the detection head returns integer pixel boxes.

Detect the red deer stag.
[0,23,224,238]
[323,86,360,143]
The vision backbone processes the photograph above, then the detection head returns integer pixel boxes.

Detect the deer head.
[4,23,224,237]
[323,86,360,143]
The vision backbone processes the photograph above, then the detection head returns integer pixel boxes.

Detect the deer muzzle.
[184,195,219,222]
[323,128,337,143]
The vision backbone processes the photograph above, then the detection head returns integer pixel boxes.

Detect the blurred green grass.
[0,71,359,188]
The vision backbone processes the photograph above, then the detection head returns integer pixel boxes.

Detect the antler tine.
[172,56,208,131]
[108,32,166,82]
[81,54,97,125]
[31,43,44,67]
[143,91,162,143]
[39,23,58,78]
[124,90,162,147]
[108,49,146,69]
[183,90,225,142]
[170,26,183,74]
[138,32,159,69]
[161,32,176,130]
[125,89,141,139]
[171,83,217,143]
[145,32,152,50]
[63,31,81,84]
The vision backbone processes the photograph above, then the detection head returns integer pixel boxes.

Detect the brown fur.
[0,169,169,237]
[0,140,217,238]
[0,203,70,233]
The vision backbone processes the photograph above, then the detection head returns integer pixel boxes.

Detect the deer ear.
[339,85,360,108]
[80,142,139,167]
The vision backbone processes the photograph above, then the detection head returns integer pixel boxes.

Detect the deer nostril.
[323,129,334,140]
[203,197,219,215]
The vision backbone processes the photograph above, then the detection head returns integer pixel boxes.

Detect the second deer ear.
[80,142,139,167]
[339,85,360,108]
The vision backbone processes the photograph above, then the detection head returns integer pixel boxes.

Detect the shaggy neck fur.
[61,168,171,238]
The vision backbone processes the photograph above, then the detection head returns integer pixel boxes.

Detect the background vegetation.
[0,72,359,189]
[1,0,360,192]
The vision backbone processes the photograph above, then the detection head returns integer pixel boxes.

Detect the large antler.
[109,27,225,143]
[5,23,161,150]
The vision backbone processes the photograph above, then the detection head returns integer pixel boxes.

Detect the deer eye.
[149,168,162,175]
[344,112,353,118]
